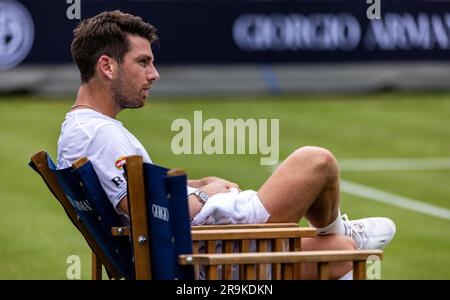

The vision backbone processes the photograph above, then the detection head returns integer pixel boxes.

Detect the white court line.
[339,158,450,171]
[341,180,450,221]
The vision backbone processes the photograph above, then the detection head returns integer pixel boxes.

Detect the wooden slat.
[240,240,251,253]
[192,241,200,280]
[193,241,199,254]
[239,240,251,278]
[191,223,298,230]
[206,239,217,278]
[206,265,218,280]
[291,238,302,280]
[353,261,366,280]
[192,227,316,241]
[282,263,294,280]
[30,151,121,279]
[179,250,383,265]
[223,240,234,254]
[126,155,151,280]
[245,264,256,280]
[206,241,216,254]
[318,262,330,280]
[223,241,234,280]
[256,239,269,279]
[91,251,102,280]
[271,239,284,280]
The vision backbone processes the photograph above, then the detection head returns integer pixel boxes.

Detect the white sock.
[309,210,346,236]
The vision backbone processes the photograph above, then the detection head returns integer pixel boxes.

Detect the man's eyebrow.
[136,54,153,61]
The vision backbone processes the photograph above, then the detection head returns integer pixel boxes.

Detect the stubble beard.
[112,70,145,110]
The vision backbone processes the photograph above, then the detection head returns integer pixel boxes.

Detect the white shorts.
[191,189,270,225]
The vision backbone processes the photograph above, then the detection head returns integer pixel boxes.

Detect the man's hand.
[188,180,239,220]
[200,180,238,197]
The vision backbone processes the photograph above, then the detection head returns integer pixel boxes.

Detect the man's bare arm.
[187,179,204,188]
[118,177,239,221]
[118,196,130,216]
[118,194,206,220]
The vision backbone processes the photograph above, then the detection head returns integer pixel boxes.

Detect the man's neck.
[73,82,120,118]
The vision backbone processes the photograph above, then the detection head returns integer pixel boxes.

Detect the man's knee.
[291,146,339,173]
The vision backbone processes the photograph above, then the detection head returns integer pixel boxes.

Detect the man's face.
[112,34,160,109]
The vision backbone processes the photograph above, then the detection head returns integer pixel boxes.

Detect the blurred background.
[0,0,449,279]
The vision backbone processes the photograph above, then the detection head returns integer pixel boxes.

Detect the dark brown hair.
[71,10,159,83]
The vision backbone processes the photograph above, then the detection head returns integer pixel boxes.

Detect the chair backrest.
[30,151,195,280]
[29,151,134,279]
[124,155,194,280]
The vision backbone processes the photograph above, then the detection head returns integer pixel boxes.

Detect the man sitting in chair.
[57,11,396,280]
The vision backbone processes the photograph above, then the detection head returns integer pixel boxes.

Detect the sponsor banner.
[0,0,34,70]
[1,0,450,70]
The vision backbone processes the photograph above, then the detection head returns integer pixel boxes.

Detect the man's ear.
[97,55,116,80]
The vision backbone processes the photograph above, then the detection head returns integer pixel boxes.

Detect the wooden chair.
[29,151,311,279]
[30,151,382,280]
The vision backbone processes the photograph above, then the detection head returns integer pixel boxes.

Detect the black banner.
[2,0,450,70]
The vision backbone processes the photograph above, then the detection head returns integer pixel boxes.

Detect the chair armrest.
[191,223,299,230]
[179,249,383,265]
[191,227,316,241]
[179,249,383,280]
[112,226,316,239]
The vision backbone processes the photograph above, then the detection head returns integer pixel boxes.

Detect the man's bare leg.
[300,235,356,280]
[258,146,341,227]
[257,146,356,278]
[257,145,396,254]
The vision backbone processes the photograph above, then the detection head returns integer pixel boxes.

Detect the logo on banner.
[0,0,34,71]
[232,13,361,52]
[233,12,450,52]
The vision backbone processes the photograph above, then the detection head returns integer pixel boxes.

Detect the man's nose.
[148,66,160,81]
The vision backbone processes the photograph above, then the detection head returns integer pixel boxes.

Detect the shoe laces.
[341,214,368,249]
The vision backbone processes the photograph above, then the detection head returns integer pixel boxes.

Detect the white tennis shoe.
[341,214,396,250]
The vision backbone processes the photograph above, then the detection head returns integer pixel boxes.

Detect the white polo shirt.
[57,109,196,216]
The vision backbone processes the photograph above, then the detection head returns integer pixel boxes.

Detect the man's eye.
[139,60,147,66]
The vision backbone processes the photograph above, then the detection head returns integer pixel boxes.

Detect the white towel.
[191,188,270,225]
